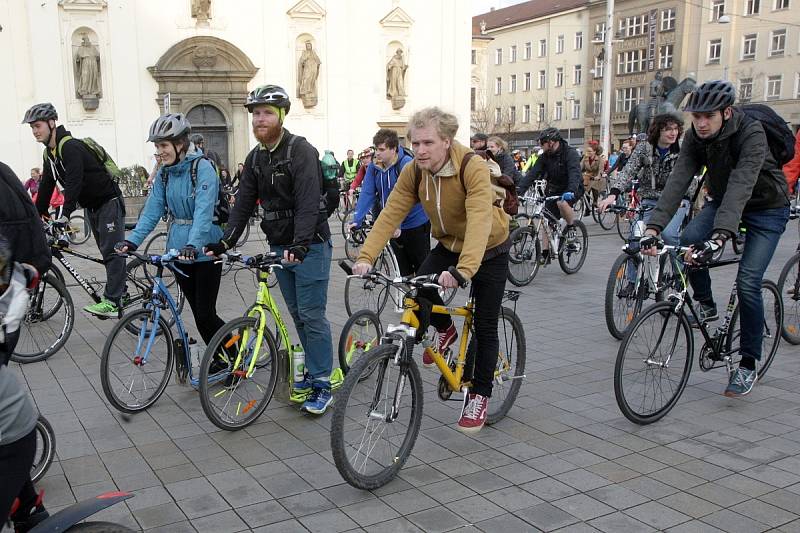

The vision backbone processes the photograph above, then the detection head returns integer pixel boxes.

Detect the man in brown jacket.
[353,107,510,434]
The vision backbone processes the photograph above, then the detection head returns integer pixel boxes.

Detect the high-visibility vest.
[522,154,537,172]
[343,158,358,180]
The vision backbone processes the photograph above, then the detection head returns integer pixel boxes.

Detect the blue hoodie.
[128,150,223,261]
[353,146,428,230]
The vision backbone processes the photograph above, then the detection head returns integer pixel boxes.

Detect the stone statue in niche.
[74,34,101,111]
[191,0,211,25]
[386,48,408,110]
[297,41,321,108]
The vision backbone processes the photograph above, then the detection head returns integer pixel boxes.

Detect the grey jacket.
[610,140,681,201]
[648,107,788,236]
[0,366,37,445]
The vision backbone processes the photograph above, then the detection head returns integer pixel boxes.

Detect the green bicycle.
[198,252,343,430]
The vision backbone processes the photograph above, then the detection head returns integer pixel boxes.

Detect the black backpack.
[740,104,796,166]
[0,162,51,274]
[161,156,230,225]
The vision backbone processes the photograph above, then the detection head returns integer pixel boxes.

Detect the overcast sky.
[471,0,526,16]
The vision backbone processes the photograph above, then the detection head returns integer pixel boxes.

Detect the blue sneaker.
[290,375,313,404]
[301,385,333,415]
[724,367,757,397]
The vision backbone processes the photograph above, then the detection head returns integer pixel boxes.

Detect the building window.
[537,103,546,123]
[524,41,532,60]
[619,14,649,37]
[495,48,502,65]
[510,74,517,93]
[557,35,565,54]
[509,45,517,63]
[555,67,564,87]
[711,0,726,21]
[745,0,760,14]
[538,70,547,89]
[661,8,676,31]
[617,49,647,74]
[572,99,581,120]
[509,106,517,124]
[774,0,789,9]
[742,34,757,59]
[573,64,582,85]
[659,44,674,68]
[594,22,607,42]
[471,49,477,65]
[524,72,531,91]
[539,39,547,57]
[523,104,531,123]
[593,90,603,114]
[767,75,782,99]
[495,77,502,95]
[707,39,722,63]
[575,32,583,50]
[739,78,753,102]
[554,101,563,121]
[770,29,786,56]
[495,107,502,124]
[616,87,643,112]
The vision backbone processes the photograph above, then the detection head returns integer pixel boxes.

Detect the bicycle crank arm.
[497,374,527,384]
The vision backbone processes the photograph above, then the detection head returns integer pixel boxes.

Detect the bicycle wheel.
[123,259,184,331]
[597,206,616,230]
[439,286,458,306]
[726,280,783,379]
[558,220,588,274]
[614,302,693,424]
[238,222,251,246]
[344,252,391,316]
[31,416,55,483]
[142,232,177,290]
[617,214,633,242]
[101,309,174,413]
[338,309,382,374]
[778,253,800,344]
[341,208,355,240]
[330,344,424,490]
[199,316,279,431]
[67,214,91,245]
[11,273,74,364]
[39,265,65,321]
[507,226,540,286]
[344,229,365,263]
[604,253,644,340]
[573,196,586,221]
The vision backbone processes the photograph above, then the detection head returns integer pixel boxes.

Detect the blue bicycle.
[100,250,197,413]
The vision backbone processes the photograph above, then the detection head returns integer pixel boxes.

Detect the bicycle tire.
[616,214,632,242]
[338,309,382,374]
[340,208,355,240]
[143,231,168,256]
[614,302,694,424]
[439,286,458,306]
[344,252,391,316]
[39,265,65,321]
[597,206,616,230]
[507,226,540,286]
[726,280,783,379]
[199,316,279,431]
[11,273,74,364]
[123,259,184,332]
[573,196,586,221]
[67,214,91,245]
[65,523,137,532]
[31,416,55,483]
[777,253,800,345]
[101,309,174,413]
[238,222,251,246]
[558,220,588,274]
[604,253,644,340]
[330,344,424,490]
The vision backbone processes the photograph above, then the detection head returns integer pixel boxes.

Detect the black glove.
[692,238,724,264]
[639,234,661,251]
[288,245,308,263]
[204,241,228,257]
[178,245,197,261]
[114,240,137,253]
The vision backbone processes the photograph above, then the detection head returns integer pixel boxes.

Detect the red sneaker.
[423,323,458,367]
[457,393,488,434]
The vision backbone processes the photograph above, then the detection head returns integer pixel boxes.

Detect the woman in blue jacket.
[116,114,225,345]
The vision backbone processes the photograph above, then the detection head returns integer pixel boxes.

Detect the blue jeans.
[680,202,789,360]
[625,199,689,282]
[272,240,334,384]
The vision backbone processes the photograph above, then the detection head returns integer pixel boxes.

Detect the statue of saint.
[386,49,408,110]
[191,0,211,22]
[649,70,665,100]
[297,41,321,108]
[75,35,101,99]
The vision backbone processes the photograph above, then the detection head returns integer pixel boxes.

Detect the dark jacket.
[0,162,51,274]
[609,153,630,174]
[223,129,330,247]
[36,125,119,217]
[517,140,582,197]
[610,140,681,200]
[648,107,789,236]
[494,150,523,186]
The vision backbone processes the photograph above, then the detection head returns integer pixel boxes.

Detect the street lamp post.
[600,0,614,155]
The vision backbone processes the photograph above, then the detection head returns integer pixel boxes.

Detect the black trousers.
[174,261,225,345]
[390,221,431,276]
[416,244,509,397]
[0,428,37,522]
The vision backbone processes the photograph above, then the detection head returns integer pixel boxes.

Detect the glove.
[178,245,197,261]
[204,241,228,257]
[114,240,138,253]
[692,238,724,264]
[560,192,575,202]
[639,234,661,251]
[287,245,308,263]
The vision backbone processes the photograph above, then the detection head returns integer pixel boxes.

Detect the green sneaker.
[83,298,120,318]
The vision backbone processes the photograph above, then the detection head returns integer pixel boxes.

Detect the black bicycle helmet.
[683,80,735,113]
[245,84,291,114]
[22,103,58,124]
[148,113,192,142]
[538,127,562,143]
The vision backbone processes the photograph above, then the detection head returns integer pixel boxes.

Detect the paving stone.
[659,491,722,518]
[251,518,309,533]
[299,508,359,533]
[418,478,476,504]
[515,502,580,532]
[686,482,750,507]
[554,468,612,491]
[484,485,544,512]
[444,494,505,523]
[364,517,424,532]
[731,498,797,527]
[191,509,249,532]
[236,500,293,529]
[551,493,615,521]
[624,501,692,530]
[176,492,231,519]
[279,490,334,518]
[699,509,771,533]
[381,488,441,515]
[590,511,657,533]
[586,484,649,510]
[475,512,541,532]
[340,497,400,527]
[132,503,187,530]
[406,506,469,533]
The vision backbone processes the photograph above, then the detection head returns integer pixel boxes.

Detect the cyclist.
[190,133,222,170]
[350,128,430,276]
[339,149,360,188]
[516,127,583,263]
[205,84,336,415]
[470,132,488,151]
[349,147,374,194]
[640,80,790,397]
[353,107,510,434]
[487,136,522,185]
[581,140,607,208]
[24,168,40,197]
[23,102,126,318]
[609,139,634,175]
[115,114,226,347]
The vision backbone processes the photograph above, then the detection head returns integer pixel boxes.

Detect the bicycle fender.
[30,491,133,532]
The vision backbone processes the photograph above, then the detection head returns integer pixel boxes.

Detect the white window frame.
[573,64,582,85]
[524,41,532,60]
[537,103,546,123]
[659,44,674,68]
[595,22,607,42]
[539,39,547,57]
[510,74,517,93]
[594,56,604,78]
[766,74,782,99]
[575,32,583,50]
[555,67,564,87]
[739,78,753,101]
[495,77,502,95]
[774,0,789,9]
[509,106,516,125]
[745,0,760,15]
[495,48,503,65]
[617,49,646,74]
[707,39,722,63]
[711,0,726,21]
[524,72,531,91]
[593,90,603,114]
[557,35,565,54]
[538,70,547,89]
[661,8,676,31]
[770,29,786,56]
[523,104,531,123]
[572,99,581,120]
[554,101,563,121]
[509,45,517,63]
[742,34,757,59]
[494,107,502,124]
[620,14,649,37]
[616,87,642,113]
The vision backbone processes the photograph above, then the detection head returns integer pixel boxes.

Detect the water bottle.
[188,338,200,372]
[292,344,306,383]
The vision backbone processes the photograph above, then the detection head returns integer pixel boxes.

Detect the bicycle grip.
[339,260,354,276]
[448,267,468,288]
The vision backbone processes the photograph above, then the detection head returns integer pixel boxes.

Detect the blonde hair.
[407,107,459,141]
[487,136,508,153]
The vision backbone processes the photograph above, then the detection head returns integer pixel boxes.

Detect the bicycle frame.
[240,269,291,380]
[50,246,104,304]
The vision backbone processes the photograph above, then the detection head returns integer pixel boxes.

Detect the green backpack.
[45,135,124,182]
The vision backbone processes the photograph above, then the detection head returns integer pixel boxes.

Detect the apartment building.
[472,0,590,151]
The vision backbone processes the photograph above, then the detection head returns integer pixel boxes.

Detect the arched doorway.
[187,104,228,170]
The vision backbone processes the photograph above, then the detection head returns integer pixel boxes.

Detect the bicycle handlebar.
[218,251,291,270]
[338,260,466,289]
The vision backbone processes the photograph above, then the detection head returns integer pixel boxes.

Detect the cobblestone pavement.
[6,213,800,532]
